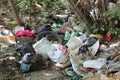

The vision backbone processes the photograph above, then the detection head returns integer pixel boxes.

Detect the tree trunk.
[9,0,22,26]
[67,0,92,33]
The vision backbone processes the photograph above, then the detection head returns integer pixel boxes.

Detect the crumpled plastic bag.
[13,40,35,56]
[33,37,52,59]
[88,40,100,56]
[34,25,52,34]
[85,37,98,47]
[47,44,69,64]
[83,58,106,69]
[69,47,85,76]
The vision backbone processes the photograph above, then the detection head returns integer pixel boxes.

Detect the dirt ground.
[24,60,71,80]
[24,69,70,80]
[0,58,71,80]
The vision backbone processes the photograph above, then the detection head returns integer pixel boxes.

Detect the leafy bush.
[91,4,120,36]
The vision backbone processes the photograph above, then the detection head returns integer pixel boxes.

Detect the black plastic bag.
[85,37,98,47]
[34,24,52,34]
[13,40,35,56]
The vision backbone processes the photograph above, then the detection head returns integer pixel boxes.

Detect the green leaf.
[115,31,117,35]
[100,25,105,31]
[93,28,98,33]
[115,20,118,25]
[108,17,112,20]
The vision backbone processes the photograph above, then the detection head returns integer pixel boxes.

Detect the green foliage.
[91,23,98,33]
[14,0,68,17]
[103,4,120,21]
[91,4,120,35]
[103,10,120,20]
[76,20,86,27]
[13,0,69,27]
[15,0,31,12]
[103,8,120,35]
[100,25,105,31]
[91,23,106,34]
[108,27,120,35]
[115,20,118,25]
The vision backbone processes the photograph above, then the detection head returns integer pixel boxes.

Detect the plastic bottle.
[20,53,32,72]
[65,31,71,42]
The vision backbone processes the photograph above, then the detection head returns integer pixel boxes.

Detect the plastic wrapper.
[47,44,69,64]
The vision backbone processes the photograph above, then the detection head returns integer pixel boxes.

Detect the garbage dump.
[0,16,120,79]
[0,6,120,80]
[62,35,120,80]
[0,25,52,79]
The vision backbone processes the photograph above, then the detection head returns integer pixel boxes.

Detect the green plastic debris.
[65,31,71,42]
[62,68,80,80]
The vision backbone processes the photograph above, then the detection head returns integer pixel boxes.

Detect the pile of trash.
[31,27,120,80]
[0,25,49,79]
[0,12,120,80]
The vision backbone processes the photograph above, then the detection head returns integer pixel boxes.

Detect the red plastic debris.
[105,33,111,41]
[15,30,35,37]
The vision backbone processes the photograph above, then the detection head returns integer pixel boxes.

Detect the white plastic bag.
[69,47,84,76]
[88,40,99,56]
[47,44,69,64]
[33,37,52,59]
[83,58,106,69]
